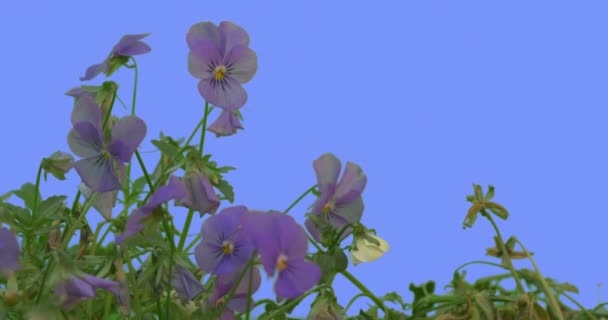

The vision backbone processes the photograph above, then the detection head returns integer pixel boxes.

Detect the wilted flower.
[305,153,367,242]
[350,233,389,266]
[0,228,20,277]
[207,109,244,137]
[116,176,186,244]
[194,206,254,276]
[245,211,321,299]
[187,21,257,110]
[171,266,205,302]
[308,294,345,320]
[68,95,146,192]
[175,170,220,216]
[81,33,151,81]
[41,151,74,181]
[54,273,120,309]
[209,266,261,319]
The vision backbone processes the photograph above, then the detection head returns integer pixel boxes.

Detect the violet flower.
[245,211,321,299]
[116,176,186,244]
[305,153,367,242]
[54,273,120,309]
[209,266,261,319]
[175,170,220,217]
[78,182,118,221]
[0,229,20,277]
[171,266,205,302]
[208,109,244,137]
[67,95,146,192]
[194,206,254,276]
[187,21,257,110]
[81,33,151,81]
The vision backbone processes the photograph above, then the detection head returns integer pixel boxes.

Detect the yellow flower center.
[222,241,234,255]
[277,254,288,271]
[322,201,335,214]
[213,65,227,81]
[215,297,224,308]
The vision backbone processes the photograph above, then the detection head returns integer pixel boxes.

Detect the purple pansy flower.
[305,153,367,242]
[54,273,120,309]
[208,109,244,137]
[0,228,20,277]
[194,206,254,276]
[171,266,205,302]
[245,211,321,299]
[209,266,261,319]
[175,171,220,217]
[187,21,257,110]
[67,95,146,192]
[81,33,151,81]
[78,183,118,221]
[116,176,186,244]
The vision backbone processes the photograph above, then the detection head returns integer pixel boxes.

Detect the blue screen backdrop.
[1,1,607,317]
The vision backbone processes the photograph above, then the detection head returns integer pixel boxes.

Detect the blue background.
[1,1,607,317]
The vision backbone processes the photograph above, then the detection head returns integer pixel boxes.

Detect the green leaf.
[215,179,235,203]
[12,183,39,210]
[485,185,495,201]
[38,196,67,220]
[486,201,509,220]
[382,291,409,310]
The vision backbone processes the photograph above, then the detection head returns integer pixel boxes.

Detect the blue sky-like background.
[2,1,608,317]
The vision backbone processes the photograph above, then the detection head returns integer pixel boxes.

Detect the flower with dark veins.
[68,95,146,192]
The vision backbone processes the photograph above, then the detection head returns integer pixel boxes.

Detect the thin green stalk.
[261,284,331,320]
[246,260,254,320]
[135,151,153,191]
[101,86,117,130]
[177,209,195,251]
[62,193,97,250]
[218,254,256,315]
[184,234,201,253]
[515,238,565,320]
[199,101,210,155]
[481,211,526,294]
[344,293,367,313]
[125,257,143,320]
[32,162,43,218]
[454,260,509,274]
[340,270,389,317]
[129,57,139,116]
[284,185,316,214]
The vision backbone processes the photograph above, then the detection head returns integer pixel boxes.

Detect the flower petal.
[75,155,123,193]
[224,45,257,84]
[112,33,151,56]
[219,21,250,57]
[334,162,367,206]
[71,95,102,127]
[78,183,117,221]
[80,62,107,81]
[188,41,223,80]
[0,229,20,277]
[275,260,321,299]
[68,124,103,158]
[171,266,204,301]
[334,195,364,224]
[109,116,147,163]
[207,109,244,137]
[197,76,247,111]
[187,22,222,52]
[175,171,220,216]
[311,153,341,214]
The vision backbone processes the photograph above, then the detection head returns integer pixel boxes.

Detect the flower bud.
[350,233,389,266]
[41,151,74,181]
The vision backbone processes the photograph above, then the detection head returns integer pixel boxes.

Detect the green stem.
[102,86,117,130]
[135,151,153,191]
[218,254,256,315]
[178,209,195,251]
[246,261,254,320]
[199,101,210,155]
[482,211,526,294]
[515,238,565,320]
[184,234,201,254]
[261,284,331,320]
[130,57,139,116]
[32,162,43,218]
[454,260,509,274]
[340,270,388,317]
[61,193,97,250]
[125,257,143,319]
[284,185,316,214]
[344,293,367,313]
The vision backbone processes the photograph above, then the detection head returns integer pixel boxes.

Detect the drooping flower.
[244,211,321,299]
[0,229,20,277]
[187,21,257,110]
[171,266,205,302]
[305,153,367,242]
[54,273,120,309]
[194,206,254,276]
[41,151,74,181]
[209,266,261,319]
[350,233,389,266]
[67,95,146,192]
[175,170,220,217]
[116,176,186,244]
[81,33,151,81]
[207,109,244,137]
